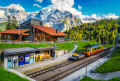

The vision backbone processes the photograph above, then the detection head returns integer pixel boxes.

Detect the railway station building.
[0,19,68,42]
[0,46,59,69]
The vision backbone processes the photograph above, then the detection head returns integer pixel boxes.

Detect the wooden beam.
[22,33,29,35]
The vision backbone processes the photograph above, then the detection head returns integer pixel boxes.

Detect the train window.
[81,49,84,51]
[88,49,90,52]
[95,48,97,50]
[85,49,87,52]
[98,47,101,49]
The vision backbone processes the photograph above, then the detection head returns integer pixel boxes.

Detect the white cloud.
[33,4,41,8]
[35,0,43,3]
[49,0,83,18]
[78,5,82,10]
[0,10,5,18]
[4,4,25,11]
[43,0,119,21]
[103,13,119,19]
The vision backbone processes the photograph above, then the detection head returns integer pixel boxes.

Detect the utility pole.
[115,25,119,54]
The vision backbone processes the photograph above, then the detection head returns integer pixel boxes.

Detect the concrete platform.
[14,44,78,73]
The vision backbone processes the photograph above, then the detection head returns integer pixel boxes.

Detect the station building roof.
[2,46,59,56]
[82,44,103,49]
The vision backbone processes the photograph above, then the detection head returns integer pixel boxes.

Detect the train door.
[7,58,13,68]
[19,55,25,66]
[25,54,30,64]
[30,54,34,63]
[90,48,91,55]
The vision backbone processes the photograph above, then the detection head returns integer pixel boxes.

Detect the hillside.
[0,22,7,31]
[64,18,120,44]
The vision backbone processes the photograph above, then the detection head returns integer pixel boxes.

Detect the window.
[98,47,101,49]
[35,51,40,53]
[95,48,97,50]
[82,49,84,51]
[85,49,88,52]
[27,24,29,26]
[30,55,33,58]
[8,58,11,62]
[40,22,42,25]
[87,49,90,52]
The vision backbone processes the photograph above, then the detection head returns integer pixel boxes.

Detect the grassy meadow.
[95,49,120,73]
[0,42,74,51]
[0,22,7,31]
[80,76,120,81]
[0,67,29,81]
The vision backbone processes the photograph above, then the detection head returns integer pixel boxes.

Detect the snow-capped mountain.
[0,4,97,32]
[25,8,82,32]
[0,4,28,23]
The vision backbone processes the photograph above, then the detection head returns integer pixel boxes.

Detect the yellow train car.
[81,44,103,56]
[68,53,84,61]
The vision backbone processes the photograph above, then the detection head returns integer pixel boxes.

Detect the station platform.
[14,44,78,74]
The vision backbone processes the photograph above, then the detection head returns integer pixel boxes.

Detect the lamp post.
[115,25,119,54]
[18,22,21,42]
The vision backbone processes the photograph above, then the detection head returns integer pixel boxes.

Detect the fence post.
[113,64,114,71]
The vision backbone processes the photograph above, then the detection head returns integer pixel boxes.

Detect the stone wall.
[56,50,68,56]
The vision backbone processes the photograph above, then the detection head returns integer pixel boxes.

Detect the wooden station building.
[0,19,68,42]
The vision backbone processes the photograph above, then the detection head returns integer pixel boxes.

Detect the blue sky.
[0,0,120,17]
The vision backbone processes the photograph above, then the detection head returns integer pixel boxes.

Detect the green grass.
[95,49,120,73]
[0,42,74,52]
[56,42,74,52]
[0,67,29,81]
[80,76,120,81]
[0,22,7,31]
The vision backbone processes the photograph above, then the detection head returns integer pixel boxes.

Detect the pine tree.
[6,15,12,30]
[12,16,17,29]
[6,15,18,30]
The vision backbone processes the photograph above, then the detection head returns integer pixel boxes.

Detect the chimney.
[56,29,58,33]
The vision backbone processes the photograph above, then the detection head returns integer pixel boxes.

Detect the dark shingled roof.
[2,47,36,55]
[2,46,60,55]
[82,44,103,49]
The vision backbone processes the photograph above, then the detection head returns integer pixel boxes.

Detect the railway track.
[26,47,112,81]
[26,60,74,78]
[44,48,111,81]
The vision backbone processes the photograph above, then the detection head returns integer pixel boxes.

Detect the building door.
[25,54,30,64]
[35,55,41,62]
[30,54,34,63]
[7,58,13,68]
[19,55,25,66]
[14,59,18,67]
